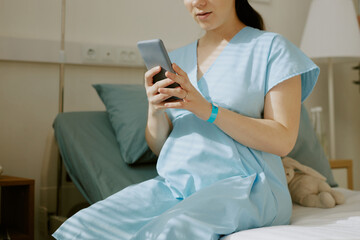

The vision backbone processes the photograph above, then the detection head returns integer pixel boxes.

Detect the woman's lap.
[53,174,290,240]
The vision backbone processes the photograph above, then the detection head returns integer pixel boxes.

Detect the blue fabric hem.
[265,65,319,103]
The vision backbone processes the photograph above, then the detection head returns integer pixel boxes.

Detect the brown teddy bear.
[282,157,345,208]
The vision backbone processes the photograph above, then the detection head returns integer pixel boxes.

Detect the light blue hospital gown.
[53,26,319,240]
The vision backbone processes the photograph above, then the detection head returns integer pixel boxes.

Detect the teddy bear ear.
[282,157,298,169]
[283,157,327,181]
[299,165,327,181]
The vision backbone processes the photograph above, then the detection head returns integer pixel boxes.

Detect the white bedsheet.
[223,188,360,240]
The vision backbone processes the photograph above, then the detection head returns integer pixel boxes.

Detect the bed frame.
[329,159,353,189]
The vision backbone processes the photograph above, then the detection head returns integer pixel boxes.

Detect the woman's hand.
[144,66,174,156]
[159,63,212,121]
[144,66,176,114]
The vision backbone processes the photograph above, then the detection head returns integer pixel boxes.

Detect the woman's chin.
[197,22,217,32]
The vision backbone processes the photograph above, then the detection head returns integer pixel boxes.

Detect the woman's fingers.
[165,71,186,87]
[145,63,196,109]
[164,64,193,101]
[150,93,172,105]
[172,63,187,77]
[144,66,184,112]
[165,64,190,87]
[163,101,186,109]
[145,66,161,87]
[154,78,176,89]
[147,78,176,96]
[158,87,187,99]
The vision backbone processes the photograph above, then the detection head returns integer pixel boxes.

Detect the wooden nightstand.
[0,175,34,240]
[329,159,353,190]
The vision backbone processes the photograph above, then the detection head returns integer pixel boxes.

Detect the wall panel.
[63,65,145,112]
[65,0,201,49]
[0,61,59,238]
[0,0,61,40]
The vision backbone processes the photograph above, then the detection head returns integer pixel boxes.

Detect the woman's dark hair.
[235,0,265,30]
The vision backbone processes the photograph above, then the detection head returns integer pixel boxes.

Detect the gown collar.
[191,26,250,84]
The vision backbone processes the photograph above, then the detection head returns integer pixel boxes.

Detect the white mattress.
[223,188,360,240]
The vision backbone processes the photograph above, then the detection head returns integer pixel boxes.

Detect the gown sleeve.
[265,34,320,102]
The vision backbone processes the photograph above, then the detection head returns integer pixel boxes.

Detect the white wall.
[0,0,359,238]
[65,0,201,49]
[251,0,312,45]
[0,0,61,40]
[63,65,145,111]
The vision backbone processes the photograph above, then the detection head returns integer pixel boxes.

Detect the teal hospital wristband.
[207,103,218,123]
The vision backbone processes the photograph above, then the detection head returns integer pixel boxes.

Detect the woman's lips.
[196,12,212,20]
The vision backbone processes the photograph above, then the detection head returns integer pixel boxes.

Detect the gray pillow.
[93,84,157,165]
[288,104,337,187]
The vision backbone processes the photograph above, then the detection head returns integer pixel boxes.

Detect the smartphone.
[137,39,180,89]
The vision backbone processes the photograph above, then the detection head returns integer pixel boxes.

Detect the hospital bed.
[40,84,360,240]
